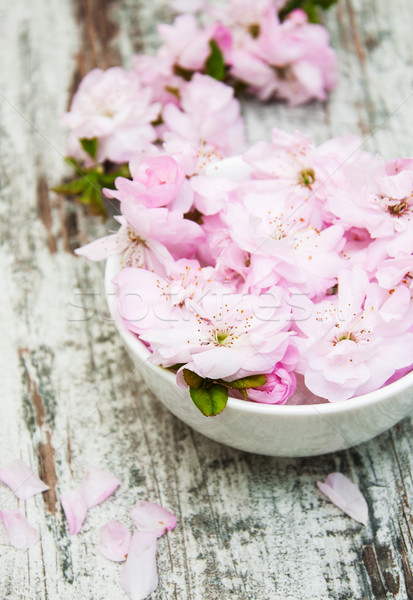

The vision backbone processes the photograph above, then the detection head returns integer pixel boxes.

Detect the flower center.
[273,65,293,81]
[216,331,229,344]
[298,168,316,187]
[127,229,147,246]
[387,198,409,216]
[332,331,358,345]
[248,23,260,38]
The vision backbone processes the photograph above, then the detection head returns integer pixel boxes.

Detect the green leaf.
[52,178,89,195]
[190,384,228,416]
[205,40,226,82]
[183,369,204,390]
[80,137,98,160]
[302,2,319,22]
[278,0,338,22]
[225,374,267,389]
[314,0,338,8]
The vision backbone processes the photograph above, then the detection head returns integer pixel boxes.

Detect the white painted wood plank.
[0,1,411,599]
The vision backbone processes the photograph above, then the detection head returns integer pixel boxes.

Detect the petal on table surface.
[0,459,49,500]
[81,467,121,509]
[99,520,131,562]
[317,472,368,525]
[0,509,38,549]
[130,500,177,538]
[120,531,158,600]
[60,488,88,535]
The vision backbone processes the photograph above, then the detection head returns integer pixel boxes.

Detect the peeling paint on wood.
[0,0,413,599]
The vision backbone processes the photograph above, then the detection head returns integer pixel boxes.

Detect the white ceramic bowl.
[104,157,413,457]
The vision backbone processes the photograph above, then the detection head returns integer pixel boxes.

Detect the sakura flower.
[295,268,413,401]
[143,287,294,381]
[243,129,361,211]
[75,215,174,274]
[99,521,132,562]
[133,53,183,106]
[0,510,38,549]
[130,500,177,538]
[231,9,338,105]
[120,532,158,600]
[223,182,345,297]
[317,473,368,525]
[247,365,297,404]
[327,155,413,256]
[61,67,160,164]
[60,489,88,535]
[157,14,212,71]
[0,459,49,500]
[114,260,215,334]
[81,467,120,509]
[162,73,246,157]
[75,195,204,272]
[105,152,190,211]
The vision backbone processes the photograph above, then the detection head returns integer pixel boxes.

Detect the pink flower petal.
[130,500,177,538]
[60,488,88,535]
[120,532,158,600]
[0,459,49,500]
[0,509,38,549]
[99,520,131,562]
[81,467,121,509]
[317,473,368,525]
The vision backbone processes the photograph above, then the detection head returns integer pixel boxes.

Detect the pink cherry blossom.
[317,473,368,525]
[130,500,177,538]
[162,73,246,157]
[105,153,188,210]
[61,67,160,164]
[60,489,88,535]
[99,521,132,562]
[133,53,183,106]
[0,510,38,549]
[114,260,215,334]
[120,532,158,600]
[230,9,338,105]
[247,365,297,404]
[157,14,211,71]
[295,268,413,401]
[81,467,120,509]
[142,287,294,381]
[0,459,49,500]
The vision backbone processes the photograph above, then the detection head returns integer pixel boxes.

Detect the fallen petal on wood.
[120,531,158,600]
[0,459,49,500]
[60,488,88,535]
[0,509,38,549]
[130,499,177,538]
[81,467,121,509]
[99,520,131,562]
[317,472,369,525]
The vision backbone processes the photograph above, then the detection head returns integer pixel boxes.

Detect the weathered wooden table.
[0,1,412,598]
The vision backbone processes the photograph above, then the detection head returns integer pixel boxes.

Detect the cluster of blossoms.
[61,0,338,172]
[76,127,413,411]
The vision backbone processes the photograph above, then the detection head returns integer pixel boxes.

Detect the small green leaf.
[225,374,267,389]
[205,40,226,82]
[314,0,338,8]
[190,384,228,416]
[52,178,89,195]
[302,1,320,22]
[80,137,98,160]
[183,369,204,390]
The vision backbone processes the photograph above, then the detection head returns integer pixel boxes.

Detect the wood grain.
[0,0,412,598]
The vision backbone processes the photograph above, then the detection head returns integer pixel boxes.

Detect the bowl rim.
[105,254,413,418]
